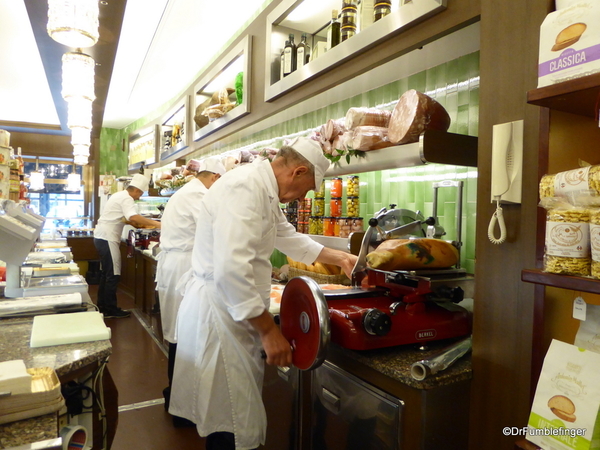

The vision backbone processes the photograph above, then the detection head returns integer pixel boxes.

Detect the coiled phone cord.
[488,197,507,245]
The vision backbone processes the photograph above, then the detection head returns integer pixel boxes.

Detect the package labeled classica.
[539,165,600,199]
[542,198,591,277]
[538,2,600,87]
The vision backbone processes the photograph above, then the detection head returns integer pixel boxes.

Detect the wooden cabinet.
[520,74,600,449]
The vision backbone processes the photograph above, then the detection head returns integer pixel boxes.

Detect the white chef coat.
[169,159,323,449]
[94,190,139,276]
[156,178,208,343]
[94,190,138,242]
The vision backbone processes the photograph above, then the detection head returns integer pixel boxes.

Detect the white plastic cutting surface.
[30,311,111,348]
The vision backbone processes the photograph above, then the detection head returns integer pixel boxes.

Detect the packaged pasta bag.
[541,197,591,277]
[539,163,600,199]
[571,191,600,280]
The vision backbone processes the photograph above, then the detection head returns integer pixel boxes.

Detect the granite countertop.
[0,316,112,378]
[0,414,57,449]
[328,337,472,390]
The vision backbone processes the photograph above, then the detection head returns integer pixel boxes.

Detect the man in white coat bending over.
[156,158,225,426]
[170,137,357,450]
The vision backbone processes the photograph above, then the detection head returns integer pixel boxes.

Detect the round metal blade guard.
[280,276,330,371]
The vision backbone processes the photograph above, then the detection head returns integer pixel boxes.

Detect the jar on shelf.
[351,217,364,233]
[330,197,342,217]
[300,197,312,211]
[339,217,352,238]
[309,216,318,235]
[313,197,325,216]
[374,0,392,22]
[341,1,358,41]
[323,217,335,236]
[298,221,309,234]
[330,177,343,198]
[315,180,326,198]
[347,196,360,217]
[346,175,359,197]
[334,217,341,237]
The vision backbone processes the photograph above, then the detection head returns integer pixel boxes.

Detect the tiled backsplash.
[248,52,480,274]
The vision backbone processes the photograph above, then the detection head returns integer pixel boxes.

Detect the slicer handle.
[368,218,378,227]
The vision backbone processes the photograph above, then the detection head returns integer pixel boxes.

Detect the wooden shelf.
[521,269,600,295]
[526,72,600,118]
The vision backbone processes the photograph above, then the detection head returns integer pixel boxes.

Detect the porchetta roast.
[366,238,459,271]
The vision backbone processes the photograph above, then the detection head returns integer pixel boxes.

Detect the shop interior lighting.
[66,96,93,130]
[73,154,89,166]
[201,55,244,95]
[73,144,90,166]
[47,0,99,48]
[28,157,45,192]
[65,162,81,192]
[70,126,92,147]
[61,51,95,101]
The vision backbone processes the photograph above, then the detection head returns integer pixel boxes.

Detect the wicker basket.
[288,267,350,285]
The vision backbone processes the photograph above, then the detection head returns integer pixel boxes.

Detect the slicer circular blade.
[280,276,330,371]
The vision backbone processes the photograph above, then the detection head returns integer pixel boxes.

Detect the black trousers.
[206,432,259,450]
[94,238,120,311]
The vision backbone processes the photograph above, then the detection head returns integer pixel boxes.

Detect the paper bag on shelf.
[527,339,600,449]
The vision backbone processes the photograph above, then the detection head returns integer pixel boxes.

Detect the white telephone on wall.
[488,120,524,244]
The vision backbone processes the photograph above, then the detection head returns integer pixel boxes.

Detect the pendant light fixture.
[47,0,99,48]
[28,157,45,192]
[65,161,81,192]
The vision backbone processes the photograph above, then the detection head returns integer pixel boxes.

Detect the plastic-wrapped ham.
[322,119,345,142]
[332,132,352,152]
[351,126,395,151]
[388,90,451,145]
[345,107,391,130]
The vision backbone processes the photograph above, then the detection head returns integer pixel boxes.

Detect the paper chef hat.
[287,137,329,190]
[129,174,150,192]
[200,158,226,176]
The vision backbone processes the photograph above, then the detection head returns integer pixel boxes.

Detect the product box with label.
[538,2,600,87]
[527,339,600,449]
[0,164,9,200]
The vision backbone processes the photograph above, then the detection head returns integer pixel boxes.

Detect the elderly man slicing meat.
[169,137,357,450]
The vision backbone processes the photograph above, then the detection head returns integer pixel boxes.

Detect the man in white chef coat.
[155,158,226,425]
[169,137,357,450]
[94,174,161,318]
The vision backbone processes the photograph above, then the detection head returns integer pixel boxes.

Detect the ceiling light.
[28,157,45,192]
[73,154,89,166]
[67,96,93,129]
[70,126,91,146]
[65,162,81,192]
[47,0,99,48]
[61,51,95,101]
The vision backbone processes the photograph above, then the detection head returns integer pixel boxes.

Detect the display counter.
[0,316,115,450]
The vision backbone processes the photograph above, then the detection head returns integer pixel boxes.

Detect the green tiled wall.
[98,127,130,176]
[207,51,480,273]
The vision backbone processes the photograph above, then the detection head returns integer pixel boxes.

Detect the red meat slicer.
[279,199,472,371]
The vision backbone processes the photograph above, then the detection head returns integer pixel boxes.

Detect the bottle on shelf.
[341,1,358,42]
[296,33,310,68]
[280,45,286,80]
[374,0,392,22]
[327,9,341,50]
[358,0,375,31]
[16,147,24,176]
[283,34,297,77]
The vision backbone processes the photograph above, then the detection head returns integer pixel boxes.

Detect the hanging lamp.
[65,161,81,192]
[28,157,45,192]
[47,0,99,48]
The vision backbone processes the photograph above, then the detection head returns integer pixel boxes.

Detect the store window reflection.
[23,157,90,234]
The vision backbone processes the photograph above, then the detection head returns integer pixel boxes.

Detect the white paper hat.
[129,174,150,192]
[200,158,226,176]
[287,137,329,190]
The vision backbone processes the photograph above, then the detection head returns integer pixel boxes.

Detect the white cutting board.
[30,311,111,348]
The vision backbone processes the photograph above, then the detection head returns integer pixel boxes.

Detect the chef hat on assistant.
[129,174,150,192]
[200,158,226,176]
[287,136,330,190]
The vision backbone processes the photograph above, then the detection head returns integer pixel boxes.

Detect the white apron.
[155,249,192,343]
[169,160,322,449]
[169,276,267,450]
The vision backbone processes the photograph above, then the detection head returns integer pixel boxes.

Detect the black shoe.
[172,415,195,428]
[102,308,131,319]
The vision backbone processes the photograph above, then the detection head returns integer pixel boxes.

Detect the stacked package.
[0,129,9,200]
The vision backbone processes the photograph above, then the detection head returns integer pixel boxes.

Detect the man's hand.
[315,248,358,278]
[248,310,292,367]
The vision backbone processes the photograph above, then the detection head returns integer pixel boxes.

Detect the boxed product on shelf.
[538,3,600,87]
[0,129,9,147]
